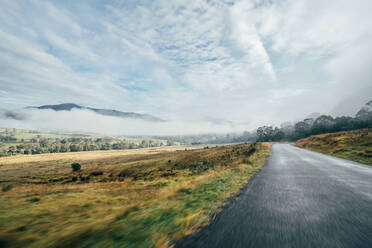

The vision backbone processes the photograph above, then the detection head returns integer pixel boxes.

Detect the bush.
[178,188,192,194]
[118,168,136,178]
[89,171,103,177]
[71,162,81,172]
[1,184,13,192]
[28,197,40,203]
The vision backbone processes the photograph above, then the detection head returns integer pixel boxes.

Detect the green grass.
[295,128,372,165]
[0,143,271,247]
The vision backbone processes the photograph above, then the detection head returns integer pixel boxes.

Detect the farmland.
[0,142,271,247]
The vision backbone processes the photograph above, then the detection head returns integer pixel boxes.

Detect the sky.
[0,0,371,134]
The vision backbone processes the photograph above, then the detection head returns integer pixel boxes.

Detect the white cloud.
[230,1,276,80]
[0,0,371,133]
[270,89,306,102]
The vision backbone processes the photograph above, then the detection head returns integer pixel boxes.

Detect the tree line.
[256,109,372,142]
[0,136,169,157]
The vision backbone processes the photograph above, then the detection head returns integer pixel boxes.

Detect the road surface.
[176,144,372,248]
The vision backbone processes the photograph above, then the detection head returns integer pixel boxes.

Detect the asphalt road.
[176,144,372,248]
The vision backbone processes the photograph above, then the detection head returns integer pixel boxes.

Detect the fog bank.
[0,108,247,136]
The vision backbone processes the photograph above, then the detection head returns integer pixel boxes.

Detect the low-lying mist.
[0,108,246,136]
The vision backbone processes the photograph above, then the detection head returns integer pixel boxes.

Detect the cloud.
[270,89,306,102]
[229,1,276,80]
[0,0,371,133]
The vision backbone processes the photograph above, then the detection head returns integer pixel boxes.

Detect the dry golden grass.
[0,143,271,248]
[0,145,199,166]
[295,128,371,165]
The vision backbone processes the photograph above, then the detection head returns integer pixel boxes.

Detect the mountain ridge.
[27,103,165,122]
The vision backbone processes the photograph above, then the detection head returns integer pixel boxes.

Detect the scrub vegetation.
[295,128,372,165]
[0,142,271,247]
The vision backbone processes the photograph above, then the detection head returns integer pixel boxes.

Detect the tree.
[69,144,81,152]
[256,126,274,141]
[272,127,285,141]
[334,116,353,131]
[312,115,335,134]
[256,126,285,141]
[71,162,81,172]
[294,121,311,139]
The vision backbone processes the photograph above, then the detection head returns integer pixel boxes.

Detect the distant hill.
[32,103,83,111]
[27,103,165,122]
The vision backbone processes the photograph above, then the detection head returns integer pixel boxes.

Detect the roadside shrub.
[161,171,176,177]
[118,168,136,178]
[28,197,40,203]
[155,182,168,187]
[89,171,103,177]
[178,188,192,194]
[1,184,13,192]
[243,147,256,157]
[79,175,90,182]
[243,158,252,165]
[71,162,81,172]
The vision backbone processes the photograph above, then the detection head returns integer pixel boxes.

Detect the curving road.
[176,144,372,248]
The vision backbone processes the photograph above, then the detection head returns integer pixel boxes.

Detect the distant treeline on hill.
[156,101,372,144]
[256,101,372,142]
[154,131,256,146]
[1,101,371,156]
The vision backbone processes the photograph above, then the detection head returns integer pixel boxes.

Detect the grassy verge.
[0,143,271,248]
[295,128,371,165]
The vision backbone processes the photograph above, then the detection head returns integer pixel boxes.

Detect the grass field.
[0,146,199,166]
[295,128,372,165]
[0,143,271,248]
